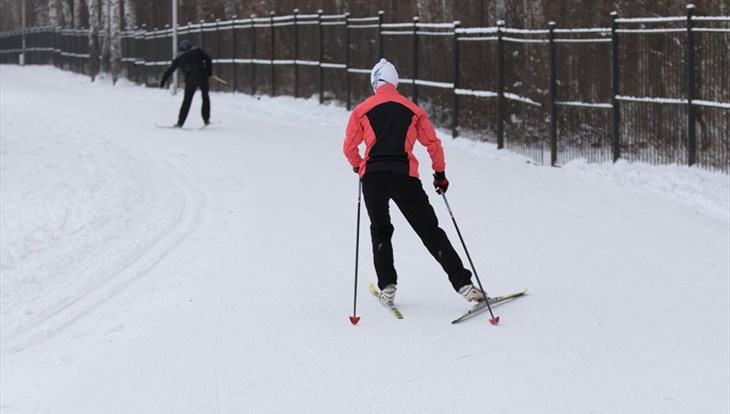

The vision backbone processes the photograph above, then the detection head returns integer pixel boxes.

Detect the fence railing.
[1,5,728,173]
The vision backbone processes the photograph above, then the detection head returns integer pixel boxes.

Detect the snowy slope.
[1,65,728,414]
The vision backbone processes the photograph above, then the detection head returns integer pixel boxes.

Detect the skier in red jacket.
[343,58,484,306]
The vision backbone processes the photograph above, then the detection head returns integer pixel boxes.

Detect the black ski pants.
[178,76,210,126]
[361,172,472,292]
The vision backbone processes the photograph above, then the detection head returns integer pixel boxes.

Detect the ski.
[451,287,528,324]
[198,120,221,130]
[369,283,404,319]
[155,124,191,130]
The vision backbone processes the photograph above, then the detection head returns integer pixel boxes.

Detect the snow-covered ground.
[1,65,728,414]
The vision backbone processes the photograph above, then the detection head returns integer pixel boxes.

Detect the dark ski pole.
[131,63,158,85]
[349,179,363,325]
[440,193,500,325]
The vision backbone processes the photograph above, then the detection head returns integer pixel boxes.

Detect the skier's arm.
[416,112,446,172]
[343,111,364,170]
[159,57,179,87]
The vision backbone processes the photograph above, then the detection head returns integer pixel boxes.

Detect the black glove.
[353,166,360,174]
[433,171,449,194]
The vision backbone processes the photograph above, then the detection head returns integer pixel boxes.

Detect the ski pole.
[212,75,228,85]
[349,179,363,325]
[131,63,158,85]
[440,193,500,326]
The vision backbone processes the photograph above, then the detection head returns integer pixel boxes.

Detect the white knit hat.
[370,58,399,92]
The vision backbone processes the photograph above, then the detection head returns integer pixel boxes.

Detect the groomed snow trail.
[1,65,728,414]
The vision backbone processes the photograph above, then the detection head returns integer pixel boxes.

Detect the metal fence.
[1,5,728,173]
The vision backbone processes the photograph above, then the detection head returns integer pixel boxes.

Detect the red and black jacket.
[343,84,446,179]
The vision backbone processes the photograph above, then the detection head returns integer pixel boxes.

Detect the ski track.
[1,105,206,355]
[288,334,365,414]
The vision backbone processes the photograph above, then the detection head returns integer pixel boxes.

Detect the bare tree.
[59,0,73,27]
[123,0,137,29]
[73,0,82,27]
[48,0,59,27]
[222,0,237,19]
[86,0,100,80]
[196,0,205,21]
[109,0,121,82]
[415,0,453,23]
[100,0,110,72]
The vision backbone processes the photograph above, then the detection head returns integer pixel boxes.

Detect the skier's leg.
[392,176,472,291]
[200,78,210,123]
[177,83,197,126]
[361,173,397,291]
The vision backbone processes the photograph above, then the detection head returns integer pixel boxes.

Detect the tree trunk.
[195,0,205,22]
[223,0,236,19]
[86,0,100,80]
[73,0,82,28]
[123,0,137,29]
[100,0,110,73]
[60,0,73,27]
[48,0,59,27]
[110,0,121,83]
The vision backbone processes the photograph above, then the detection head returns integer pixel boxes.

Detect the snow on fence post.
[250,15,256,96]
[378,11,384,59]
[318,9,324,104]
[270,12,276,96]
[610,11,621,163]
[293,9,300,99]
[345,12,352,110]
[452,20,461,139]
[496,20,505,149]
[686,4,697,167]
[412,16,420,105]
[548,21,558,166]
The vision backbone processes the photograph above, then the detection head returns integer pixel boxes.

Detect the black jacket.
[160,48,212,86]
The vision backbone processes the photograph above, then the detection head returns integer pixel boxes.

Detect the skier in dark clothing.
[343,58,484,306]
[159,39,212,127]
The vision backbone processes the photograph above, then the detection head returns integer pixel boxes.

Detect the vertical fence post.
[611,11,621,163]
[378,10,384,59]
[548,21,558,166]
[77,29,82,74]
[215,19,221,91]
[84,29,89,75]
[199,20,205,48]
[20,0,26,65]
[141,24,147,82]
[270,11,276,96]
[52,27,57,66]
[293,9,299,99]
[686,4,697,167]
[231,16,237,93]
[151,28,156,80]
[345,12,352,110]
[452,20,461,139]
[318,9,324,104]
[250,15,256,96]
[412,16,419,104]
[496,20,505,149]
